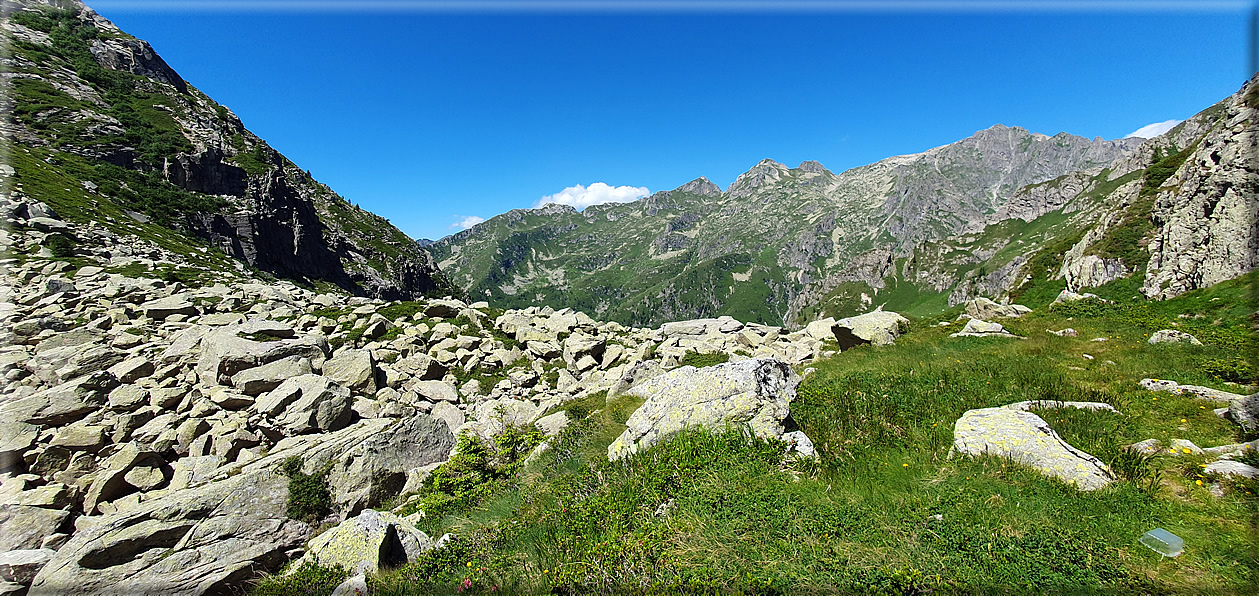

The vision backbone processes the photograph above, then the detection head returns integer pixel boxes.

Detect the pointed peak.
[675,176,722,197]
[797,160,827,174]
[726,159,789,198]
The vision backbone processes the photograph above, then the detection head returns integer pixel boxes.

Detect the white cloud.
[1124,119,1183,139]
[450,215,485,230]
[533,182,650,210]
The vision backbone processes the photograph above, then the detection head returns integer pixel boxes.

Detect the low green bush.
[280,457,332,523]
[44,233,75,257]
[248,561,349,596]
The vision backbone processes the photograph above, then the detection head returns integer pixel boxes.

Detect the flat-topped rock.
[832,309,909,348]
[139,295,199,320]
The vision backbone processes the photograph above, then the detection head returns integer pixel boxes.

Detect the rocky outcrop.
[3,0,453,301]
[1140,75,1259,300]
[608,358,800,460]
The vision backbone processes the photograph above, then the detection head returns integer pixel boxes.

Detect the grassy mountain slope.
[2,0,454,298]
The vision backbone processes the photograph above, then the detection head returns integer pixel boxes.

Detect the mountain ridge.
[431,118,1158,328]
[2,0,454,300]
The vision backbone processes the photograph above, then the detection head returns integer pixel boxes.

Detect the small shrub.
[678,351,730,368]
[248,561,349,596]
[1109,449,1163,495]
[44,233,75,257]
[280,457,332,523]
[1202,356,1255,384]
[399,421,544,522]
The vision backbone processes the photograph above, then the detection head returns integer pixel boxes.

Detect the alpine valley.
[2,1,1258,595]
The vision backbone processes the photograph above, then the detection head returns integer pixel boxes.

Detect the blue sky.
[92,1,1254,241]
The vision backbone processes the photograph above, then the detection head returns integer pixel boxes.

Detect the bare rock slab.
[952,407,1115,491]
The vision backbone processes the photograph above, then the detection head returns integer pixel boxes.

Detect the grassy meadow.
[254,272,1258,595]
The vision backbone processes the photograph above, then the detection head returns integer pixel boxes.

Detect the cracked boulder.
[608,358,799,460]
[293,509,433,575]
[195,325,329,385]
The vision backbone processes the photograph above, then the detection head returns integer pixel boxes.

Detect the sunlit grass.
[253,275,1258,595]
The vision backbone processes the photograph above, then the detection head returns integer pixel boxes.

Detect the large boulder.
[231,356,313,396]
[949,319,1019,338]
[1226,393,1259,435]
[138,295,199,320]
[322,349,378,395]
[0,506,69,551]
[0,371,118,426]
[82,443,171,514]
[803,318,838,341]
[562,333,606,368]
[963,297,1031,319]
[327,415,455,514]
[195,326,329,385]
[294,509,433,575]
[0,423,40,472]
[254,375,353,435]
[952,407,1114,491]
[0,549,55,585]
[831,309,909,349]
[607,360,667,399]
[608,358,800,460]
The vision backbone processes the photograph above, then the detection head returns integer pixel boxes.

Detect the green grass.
[264,273,1259,595]
[677,351,730,368]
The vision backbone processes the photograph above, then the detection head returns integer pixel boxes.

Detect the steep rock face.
[3,0,452,300]
[1041,76,1258,301]
[1141,81,1259,299]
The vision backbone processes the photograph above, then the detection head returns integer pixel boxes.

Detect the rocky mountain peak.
[3,0,454,300]
[726,159,789,199]
[797,160,828,173]
[675,176,723,197]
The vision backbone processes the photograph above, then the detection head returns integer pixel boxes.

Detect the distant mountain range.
[429,81,1257,328]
